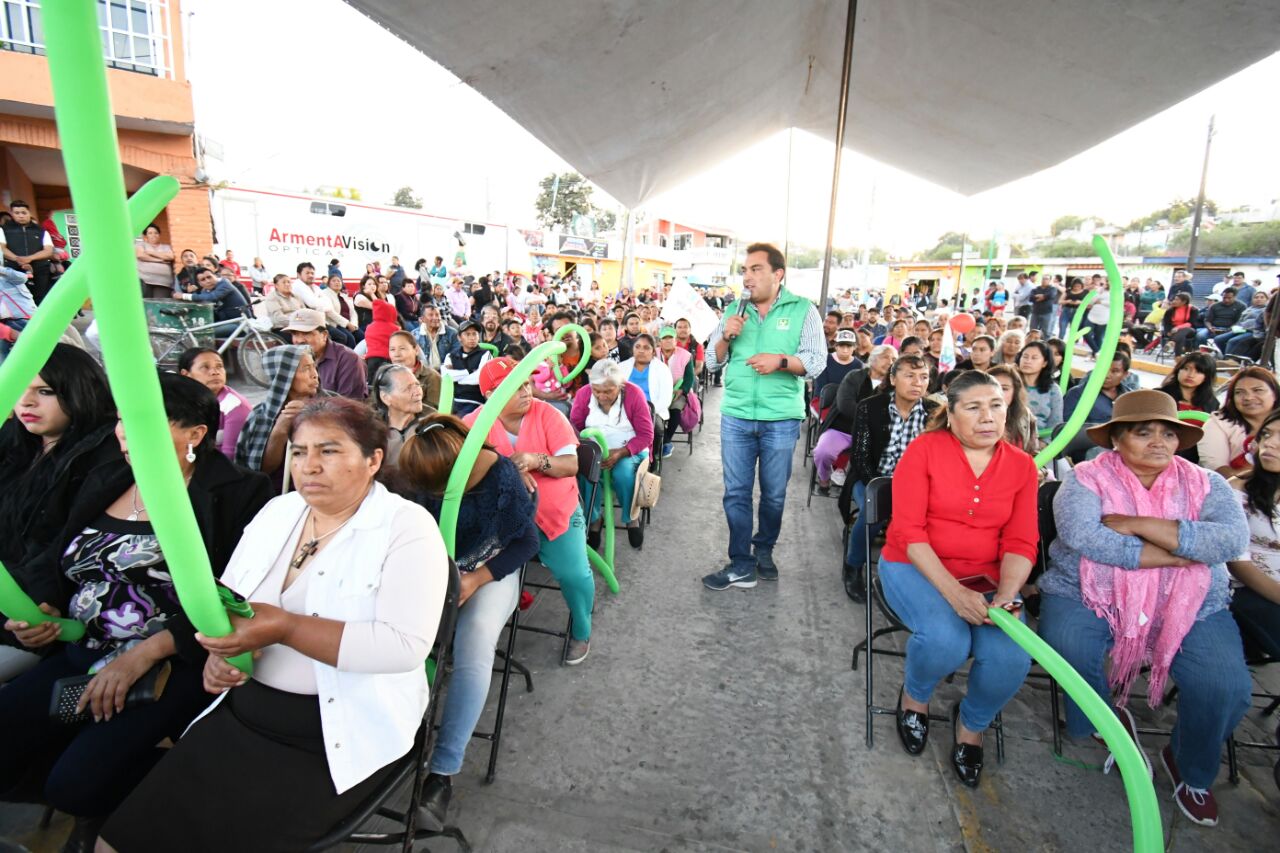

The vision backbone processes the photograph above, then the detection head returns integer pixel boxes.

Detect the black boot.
[418,773,452,832]
[60,816,105,853]
[842,563,866,603]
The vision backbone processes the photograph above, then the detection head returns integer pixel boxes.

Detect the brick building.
[0,0,211,255]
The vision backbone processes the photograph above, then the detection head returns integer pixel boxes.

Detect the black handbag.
[49,661,172,726]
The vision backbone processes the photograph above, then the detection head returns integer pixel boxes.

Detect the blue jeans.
[1057,308,1074,340]
[878,560,1031,732]
[538,505,593,641]
[1087,321,1109,354]
[721,414,802,574]
[1038,594,1251,789]
[429,570,521,776]
[844,480,882,569]
[584,449,646,526]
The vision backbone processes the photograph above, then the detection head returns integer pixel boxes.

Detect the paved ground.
[2,354,1277,852]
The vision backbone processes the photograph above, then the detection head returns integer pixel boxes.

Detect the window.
[706,235,727,248]
[463,223,487,236]
[309,202,346,217]
[673,233,693,251]
[0,1,173,79]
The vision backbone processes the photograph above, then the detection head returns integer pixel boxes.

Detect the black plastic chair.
[851,477,1004,759]
[308,558,469,852]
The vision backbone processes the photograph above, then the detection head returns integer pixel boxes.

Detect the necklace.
[127,473,193,521]
[288,510,354,573]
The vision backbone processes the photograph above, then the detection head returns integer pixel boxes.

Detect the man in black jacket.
[838,355,937,601]
[1197,287,1244,348]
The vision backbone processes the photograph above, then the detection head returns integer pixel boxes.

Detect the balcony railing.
[0,0,174,79]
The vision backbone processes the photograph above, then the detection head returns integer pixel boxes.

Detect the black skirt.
[100,680,400,853]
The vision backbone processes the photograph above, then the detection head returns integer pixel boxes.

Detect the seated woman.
[657,326,696,459]
[1228,409,1280,662]
[620,333,672,415]
[1038,390,1250,828]
[570,359,654,550]
[397,414,539,828]
[99,398,449,853]
[879,370,1037,788]
[1157,352,1218,415]
[0,374,271,849]
[370,363,426,467]
[1162,292,1201,356]
[840,354,938,603]
[462,358,593,665]
[0,344,118,681]
[386,329,441,410]
[815,344,896,495]
[179,347,251,460]
[1196,365,1279,479]
[1016,341,1062,432]
[235,345,321,488]
[953,334,995,373]
[993,329,1024,365]
[987,365,1040,454]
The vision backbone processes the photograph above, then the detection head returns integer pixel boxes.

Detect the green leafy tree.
[920,231,967,261]
[1050,214,1086,236]
[1168,220,1280,257]
[390,186,423,209]
[1126,198,1218,231]
[1032,238,1097,258]
[534,172,616,231]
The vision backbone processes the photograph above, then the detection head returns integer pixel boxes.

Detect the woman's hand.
[944,586,991,626]
[510,452,541,473]
[203,651,251,694]
[602,448,628,471]
[196,603,294,658]
[272,400,307,437]
[4,603,63,649]
[78,644,160,721]
[459,566,494,606]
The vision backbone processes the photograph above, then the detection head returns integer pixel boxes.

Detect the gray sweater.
[1041,467,1248,620]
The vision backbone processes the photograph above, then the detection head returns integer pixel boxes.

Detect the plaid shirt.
[878,398,928,476]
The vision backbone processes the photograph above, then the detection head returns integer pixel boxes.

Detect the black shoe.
[950,702,983,788]
[896,686,929,756]
[756,552,778,581]
[59,817,105,853]
[627,525,644,549]
[587,526,601,551]
[843,563,866,603]
[419,773,452,832]
[816,483,831,496]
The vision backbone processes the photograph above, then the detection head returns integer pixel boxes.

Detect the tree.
[1050,214,1086,236]
[390,186,423,209]
[534,171,615,232]
[1032,238,1096,258]
[920,231,967,261]
[348,187,362,201]
[1125,198,1218,231]
[1168,220,1280,257]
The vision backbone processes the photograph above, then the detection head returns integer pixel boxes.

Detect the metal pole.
[1184,114,1215,280]
[955,232,967,309]
[818,0,859,312]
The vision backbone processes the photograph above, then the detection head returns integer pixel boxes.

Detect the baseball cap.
[478,356,519,397]
[282,308,326,333]
[835,329,856,345]
[457,319,480,334]
[659,326,676,338]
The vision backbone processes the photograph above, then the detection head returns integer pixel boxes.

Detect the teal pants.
[538,505,594,641]
[583,449,647,526]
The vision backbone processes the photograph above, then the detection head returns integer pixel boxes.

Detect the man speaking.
[702,243,825,590]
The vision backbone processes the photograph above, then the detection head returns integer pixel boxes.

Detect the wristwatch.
[779,356,789,370]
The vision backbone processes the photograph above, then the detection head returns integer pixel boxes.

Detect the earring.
[186,443,197,463]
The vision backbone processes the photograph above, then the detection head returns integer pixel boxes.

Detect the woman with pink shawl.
[1038,390,1250,829]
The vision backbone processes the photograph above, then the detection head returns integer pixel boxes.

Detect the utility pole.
[1184,115,1215,280]
[818,0,859,313]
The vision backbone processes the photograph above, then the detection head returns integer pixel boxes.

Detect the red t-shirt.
[882,429,1038,583]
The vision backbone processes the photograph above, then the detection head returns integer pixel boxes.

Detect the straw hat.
[1084,389,1203,451]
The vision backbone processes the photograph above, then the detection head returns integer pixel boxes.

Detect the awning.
[345,1,1280,206]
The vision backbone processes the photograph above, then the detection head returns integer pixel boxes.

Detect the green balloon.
[437,371,454,415]
[477,342,500,357]
[1035,236,1124,469]
[987,608,1163,851]
[1177,410,1210,423]
[1059,289,1098,394]
[550,323,592,386]
[579,427,619,593]
[0,176,178,641]
[44,4,250,672]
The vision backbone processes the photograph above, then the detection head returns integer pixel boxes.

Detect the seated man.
[282,308,368,400]
[260,273,307,329]
[176,267,249,323]
[442,319,492,416]
[1062,349,1131,461]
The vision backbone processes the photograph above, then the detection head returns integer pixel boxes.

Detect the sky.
[184,0,1280,256]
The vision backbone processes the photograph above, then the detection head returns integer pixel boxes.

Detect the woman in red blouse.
[878,370,1038,788]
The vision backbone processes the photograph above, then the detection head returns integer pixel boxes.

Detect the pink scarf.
[1072,450,1211,705]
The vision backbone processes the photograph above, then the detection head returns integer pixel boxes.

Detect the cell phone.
[957,575,998,595]
[1000,600,1023,614]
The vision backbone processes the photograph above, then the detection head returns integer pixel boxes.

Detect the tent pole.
[817,0,859,313]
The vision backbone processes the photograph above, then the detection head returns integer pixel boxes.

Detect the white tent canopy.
[347,0,1280,207]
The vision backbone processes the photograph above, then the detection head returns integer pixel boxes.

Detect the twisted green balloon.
[1034,237,1124,469]
[0,177,178,640]
[551,323,592,386]
[579,428,620,593]
[1059,290,1098,394]
[437,371,454,415]
[987,608,1162,851]
[35,4,251,672]
[1177,410,1210,423]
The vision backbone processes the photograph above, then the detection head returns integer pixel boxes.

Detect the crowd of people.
[1,230,1278,849]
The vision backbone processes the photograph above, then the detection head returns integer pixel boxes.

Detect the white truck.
[210,186,528,282]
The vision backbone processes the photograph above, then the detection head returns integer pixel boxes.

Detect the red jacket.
[363,300,400,360]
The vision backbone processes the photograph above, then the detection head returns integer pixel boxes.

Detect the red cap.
[478,356,519,397]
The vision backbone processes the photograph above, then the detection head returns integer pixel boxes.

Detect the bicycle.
[149,303,287,387]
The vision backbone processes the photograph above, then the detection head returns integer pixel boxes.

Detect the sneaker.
[565,638,590,666]
[662,443,674,458]
[1092,705,1152,780]
[816,482,831,496]
[702,564,758,590]
[1161,744,1218,827]
[755,552,778,582]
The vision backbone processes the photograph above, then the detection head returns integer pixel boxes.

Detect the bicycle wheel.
[149,330,184,370]
[236,331,284,387]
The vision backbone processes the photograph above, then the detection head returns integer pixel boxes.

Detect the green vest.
[722,288,812,421]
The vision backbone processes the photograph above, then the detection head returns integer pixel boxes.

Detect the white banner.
[660,280,721,344]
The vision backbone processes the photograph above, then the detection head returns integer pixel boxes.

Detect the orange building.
[0,1,210,254]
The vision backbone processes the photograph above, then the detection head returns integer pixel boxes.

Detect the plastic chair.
[308,559,469,852]
[851,477,1004,759]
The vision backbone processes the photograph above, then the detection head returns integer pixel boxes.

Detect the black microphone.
[727,292,749,340]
